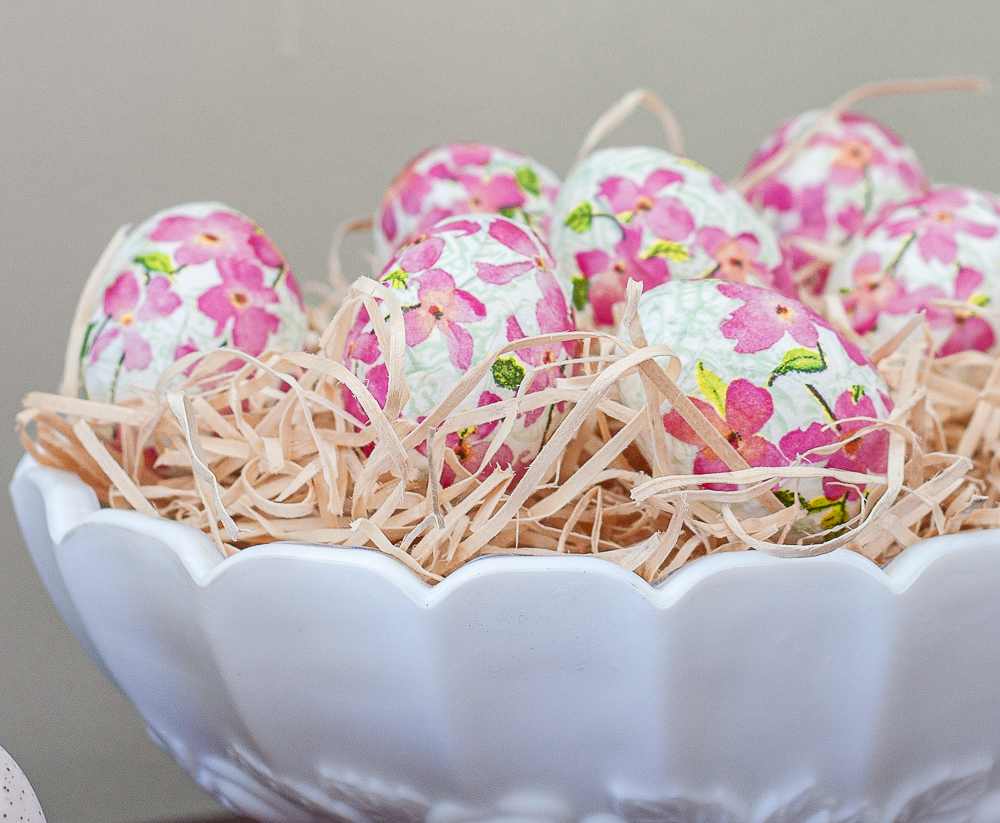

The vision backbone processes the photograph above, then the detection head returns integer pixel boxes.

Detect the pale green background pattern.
[3,3,1000,822]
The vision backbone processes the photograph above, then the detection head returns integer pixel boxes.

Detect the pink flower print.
[718,282,822,354]
[380,203,398,244]
[449,144,493,168]
[150,210,270,267]
[694,227,771,285]
[883,188,998,264]
[198,257,281,356]
[747,178,794,213]
[342,363,389,456]
[446,391,515,480]
[663,378,786,491]
[840,250,943,337]
[575,225,670,326]
[476,219,552,285]
[397,233,445,274]
[343,305,382,365]
[937,266,997,356]
[403,270,487,370]
[598,169,694,239]
[779,388,890,501]
[505,272,577,425]
[836,202,866,236]
[825,136,881,187]
[90,271,182,372]
[391,219,483,281]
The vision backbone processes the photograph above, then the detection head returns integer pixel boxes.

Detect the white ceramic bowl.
[11,454,1000,823]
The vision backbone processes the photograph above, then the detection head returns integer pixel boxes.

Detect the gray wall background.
[2,3,999,822]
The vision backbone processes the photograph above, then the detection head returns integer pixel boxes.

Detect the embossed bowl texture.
[10,454,1000,823]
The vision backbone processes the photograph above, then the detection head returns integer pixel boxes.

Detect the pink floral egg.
[551,146,792,329]
[743,110,927,296]
[620,279,892,535]
[78,202,308,402]
[374,143,561,266]
[826,186,1000,357]
[345,213,577,486]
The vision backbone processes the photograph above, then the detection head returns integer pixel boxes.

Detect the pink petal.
[442,320,475,370]
[400,174,432,215]
[121,330,153,371]
[136,276,182,322]
[198,286,237,335]
[451,288,488,322]
[955,266,984,300]
[575,249,611,278]
[434,219,481,236]
[598,177,640,215]
[103,271,140,318]
[89,327,120,363]
[939,316,996,356]
[694,226,728,256]
[477,175,525,212]
[231,307,281,356]
[398,236,444,273]
[148,215,200,242]
[489,219,538,257]
[641,168,684,195]
[643,198,694,240]
[403,304,437,347]
[380,204,398,242]
[451,144,492,167]
[724,379,773,437]
[476,260,535,285]
[535,271,573,333]
[365,363,389,408]
[916,226,958,264]
[249,233,285,268]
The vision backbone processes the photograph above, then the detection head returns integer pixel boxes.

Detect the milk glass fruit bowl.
[11,454,1000,823]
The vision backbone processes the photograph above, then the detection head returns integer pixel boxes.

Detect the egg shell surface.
[826,186,1000,357]
[374,143,561,266]
[743,109,927,294]
[345,213,577,484]
[620,279,893,533]
[78,202,308,402]
[551,146,792,328]
[1,745,45,823]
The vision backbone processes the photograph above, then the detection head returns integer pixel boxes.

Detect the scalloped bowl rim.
[13,453,988,607]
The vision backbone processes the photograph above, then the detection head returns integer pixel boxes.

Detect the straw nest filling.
[18,268,1000,585]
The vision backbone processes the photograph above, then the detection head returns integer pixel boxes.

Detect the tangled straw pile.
[18,78,1000,584]
[17,271,1000,585]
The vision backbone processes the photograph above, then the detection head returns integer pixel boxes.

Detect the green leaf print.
[565,202,593,233]
[498,206,519,219]
[492,356,526,391]
[851,384,865,403]
[767,345,827,386]
[571,277,589,311]
[643,240,691,262]
[382,269,408,289]
[970,292,991,308]
[135,252,175,275]
[820,504,850,530]
[515,166,541,196]
[695,361,727,417]
[774,488,798,508]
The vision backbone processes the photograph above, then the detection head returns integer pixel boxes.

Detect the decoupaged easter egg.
[345,213,577,485]
[77,202,308,402]
[551,146,792,328]
[742,109,927,295]
[826,186,1000,357]
[374,143,561,266]
[0,745,45,823]
[620,279,893,535]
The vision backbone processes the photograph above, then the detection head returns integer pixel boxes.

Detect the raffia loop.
[735,76,987,196]
[577,88,685,163]
[18,268,1000,582]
